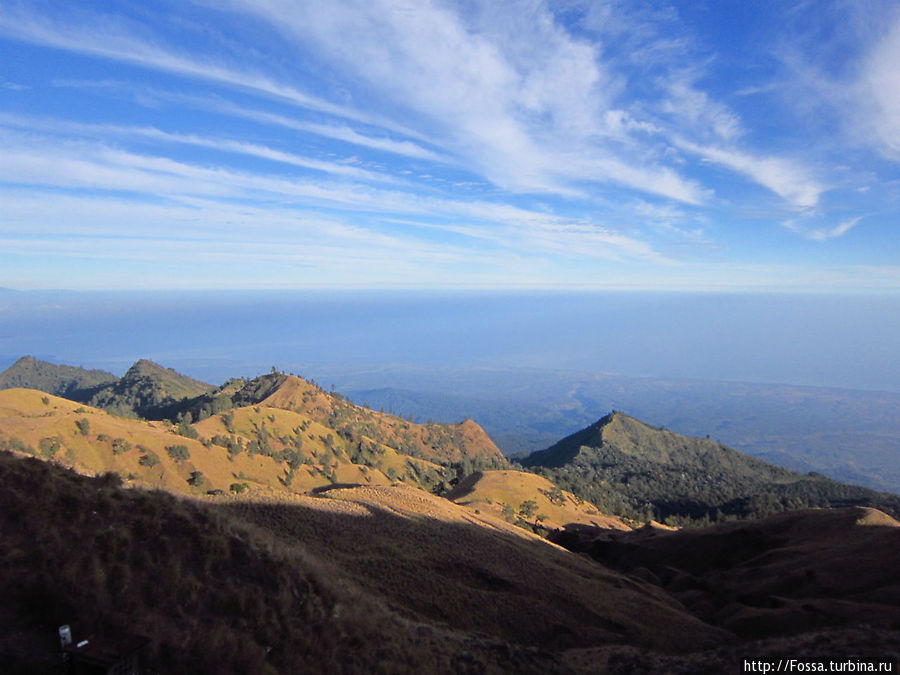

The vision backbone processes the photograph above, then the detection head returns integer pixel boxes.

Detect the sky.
[1,0,899,291]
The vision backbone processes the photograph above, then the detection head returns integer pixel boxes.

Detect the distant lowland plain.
[3,289,900,492]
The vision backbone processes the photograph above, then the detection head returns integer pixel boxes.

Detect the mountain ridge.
[522,410,900,525]
[2,357,900,671]
[0,355,117,398]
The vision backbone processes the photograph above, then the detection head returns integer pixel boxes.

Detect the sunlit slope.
[0,388,480,498]
[447,469,630,531]
[220,373,507,466]
[0,389,400,497]
[192,401,451,492]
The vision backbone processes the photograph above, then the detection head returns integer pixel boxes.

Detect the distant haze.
[1,290,898,393]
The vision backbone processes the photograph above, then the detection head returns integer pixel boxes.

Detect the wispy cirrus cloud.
[783,216,862,241]
[0,125,667,266]
[0,114,397,183]
[859,14,900,160]
[199,0,709,203]
[674,138,824,209]
[0,0,895,291]
[0,3,416,136]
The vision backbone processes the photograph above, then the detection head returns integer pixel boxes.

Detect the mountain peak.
[124,359,173,378]
[520,410,620,468]
[0,355,117,397]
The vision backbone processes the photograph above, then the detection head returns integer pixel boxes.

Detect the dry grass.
[556,506,900,642]
[223,483,729,656]
[259,375,505,464]
[0,389,450,500]
[0,450,729,674]
[447,469,631,530]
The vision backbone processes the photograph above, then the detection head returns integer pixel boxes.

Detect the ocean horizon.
[1,288,898,394]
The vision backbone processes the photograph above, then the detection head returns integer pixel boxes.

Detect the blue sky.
[1,0,899,291]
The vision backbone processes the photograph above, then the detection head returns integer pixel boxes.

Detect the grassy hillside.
[523,411,900,525]
[552,506,900,642]
[0,388,465,498]
[85,359,214,418]
[0,355,116,398]
[187,373,508,471]
[0,450,731,673]
[447,469,630,532]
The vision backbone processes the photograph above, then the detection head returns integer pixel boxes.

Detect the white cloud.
[210,0,706,202]
[0,4,414,136]
[0,114,398,183]
[783,216,862,241]
[661,73,743,142]
[674,138,824,209]
[859,15,900,160]
[0,125,667,266]
[207,101,449,163]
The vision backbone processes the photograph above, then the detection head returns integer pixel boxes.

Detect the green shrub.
[139,452,160,467]
[39,437,61,458]
[230,482,249,494]
[176,415,199,439]
[519,499,538,518]
[187,471,205,487]
[75,418,91,436]
[112,438,132,455]
[222,411,235,434]
[166,444,190,462]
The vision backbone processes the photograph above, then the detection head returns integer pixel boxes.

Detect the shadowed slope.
[552,507,900,641]
[0,451,728,673]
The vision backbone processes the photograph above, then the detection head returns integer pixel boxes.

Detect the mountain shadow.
[550,506,900,641]
[0,450,725,674]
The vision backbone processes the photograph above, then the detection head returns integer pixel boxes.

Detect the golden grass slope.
[256,374,506,465]
[447,469,631,531]
[0,388,396,498]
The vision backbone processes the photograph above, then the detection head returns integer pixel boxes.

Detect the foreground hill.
[552,506,900,643]
[523,411,900,524]
[0,450,729,673]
